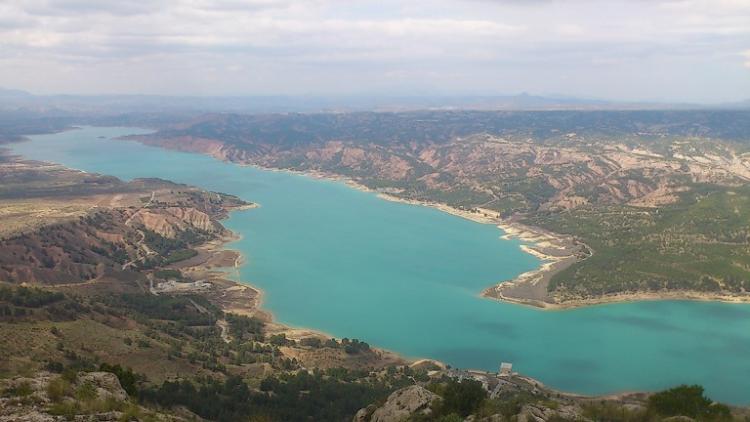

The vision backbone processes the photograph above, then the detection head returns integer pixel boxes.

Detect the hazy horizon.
[1,0,749,103]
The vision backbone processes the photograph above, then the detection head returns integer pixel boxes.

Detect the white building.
[499,362,513,377]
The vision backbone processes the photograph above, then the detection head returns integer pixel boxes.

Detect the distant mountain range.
[0,87,748,114]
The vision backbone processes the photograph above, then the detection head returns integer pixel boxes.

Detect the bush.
[439,380,487,417]
[46,377,71,402]
[300,337,322,348]
[0,285,65,307]
[647,385,731,421]
[75,382,98,402]
[99,363,139,396]
[48,401,78,418]
[61,368,78,383]
[582,400,648,422]
[4,381,33,398]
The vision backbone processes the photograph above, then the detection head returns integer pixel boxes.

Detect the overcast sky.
[0,0,748,103]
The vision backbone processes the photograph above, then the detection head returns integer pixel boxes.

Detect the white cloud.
[0,0,747,101]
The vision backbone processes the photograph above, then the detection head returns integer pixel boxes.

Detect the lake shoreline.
[185,204,412,367]
[11,126,750,405]
[122,134,750,310]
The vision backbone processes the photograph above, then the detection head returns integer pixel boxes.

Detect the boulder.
[77,372,129,402]
[365,385,441,422]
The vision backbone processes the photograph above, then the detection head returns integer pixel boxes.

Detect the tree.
[440,380,487,417]
[647,385,731,420]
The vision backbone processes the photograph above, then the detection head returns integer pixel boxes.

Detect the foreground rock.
[0,372,180,422]
[355,385,441,422]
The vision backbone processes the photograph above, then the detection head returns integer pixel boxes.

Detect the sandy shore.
[531,290,750,310]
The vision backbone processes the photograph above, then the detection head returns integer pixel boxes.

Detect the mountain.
[0,89,715,115]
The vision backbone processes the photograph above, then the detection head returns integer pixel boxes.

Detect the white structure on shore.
[499,362,513,377]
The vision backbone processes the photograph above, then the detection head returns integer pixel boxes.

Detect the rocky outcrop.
[126,207,222,238]
[77,372,129,402]
[355,385,441,422]
[516,403,585,422]
[0,372,185,422]
[0,156,246,285]
[0,372,128,422]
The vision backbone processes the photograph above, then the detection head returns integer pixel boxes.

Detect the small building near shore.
[499,362,513,377]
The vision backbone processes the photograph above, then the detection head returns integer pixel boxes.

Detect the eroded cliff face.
[0,372,183,422]
[0,206,228,284]
[126,207,222,239]
[0,156,248,285]
[128,110,750,217]
[134,130,750,216]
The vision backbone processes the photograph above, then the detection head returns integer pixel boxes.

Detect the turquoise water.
[9,126,750,404]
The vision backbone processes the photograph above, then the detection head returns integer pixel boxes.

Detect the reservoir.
[10,126,750,404]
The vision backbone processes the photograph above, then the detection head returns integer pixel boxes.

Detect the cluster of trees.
[0,285,64,307]
[418,379,488,420]
[89,242,129,264]
[294,336,371,354]
[106,293,220,326]
[0,285,90,321]
[647,385,731,420]
[226,313,264,342]
[141,229,188,256]
[153,269,182,280]
[340,338,370,354]
[140,371,396,422]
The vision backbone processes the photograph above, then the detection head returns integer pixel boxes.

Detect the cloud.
[0,0,747,102]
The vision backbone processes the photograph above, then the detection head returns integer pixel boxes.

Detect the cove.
[9,126,750,405]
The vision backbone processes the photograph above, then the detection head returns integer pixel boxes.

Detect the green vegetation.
[140,229,203,268]
[648,385,731,421]
[106,293,220,326]
[141,369,408,422]
[99,363,139,396]
[0,285,64,307]
[226,313,264,341]
[153,269,182,280]
[341,337,371,354]
[527,185,750,296]
[0,284,90,321]
[433,379,487,417]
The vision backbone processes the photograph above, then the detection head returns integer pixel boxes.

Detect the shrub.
[439,380,487,417]
[4,381,33,397]
[647,385,731,420]
[99,363,139,396]
[75,382,98,402]
[46,377,71,402]
[48,401,78,418]
[61,369,78,383]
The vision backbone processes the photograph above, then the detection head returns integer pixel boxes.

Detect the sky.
[0,0,748,103]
